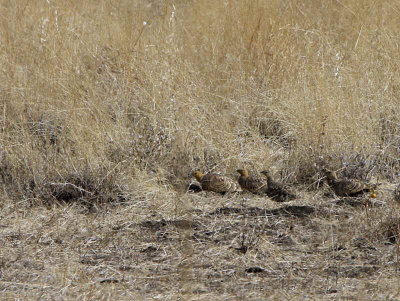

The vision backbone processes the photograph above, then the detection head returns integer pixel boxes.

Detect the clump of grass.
[1,0,400,203]
[375,216,400,245]
[39,168,126,206]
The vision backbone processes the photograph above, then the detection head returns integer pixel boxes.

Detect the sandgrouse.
[192,171,242,194]
[322,168,376,197]
[236,169,269,194]
[260,170,296,201]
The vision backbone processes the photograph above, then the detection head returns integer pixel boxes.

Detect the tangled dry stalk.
[1,0,400,300]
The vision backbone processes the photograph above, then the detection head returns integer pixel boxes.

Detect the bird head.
[322,168,337,181]
[236,169,249,177]
[261,170,274,181]
[260,170,271,177]
[192,171,204,181]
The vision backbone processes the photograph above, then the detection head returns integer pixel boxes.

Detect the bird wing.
[266,179,296,201]
[241,176,268,193]
[336,179,370,196]
[201,174,241,193]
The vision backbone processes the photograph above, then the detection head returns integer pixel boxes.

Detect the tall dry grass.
[1,0,400,203]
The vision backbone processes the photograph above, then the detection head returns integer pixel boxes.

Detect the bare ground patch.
[1,190,400,300]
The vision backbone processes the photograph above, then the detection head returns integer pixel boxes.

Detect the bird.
[192,171,242,194]
[236,169,269,194]
[322,168,376,197]
[260,170,296,201]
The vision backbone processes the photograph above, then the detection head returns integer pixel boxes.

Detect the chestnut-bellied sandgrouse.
[236,169,269,194]
[192,171,242,194]
[322,168,376,197]
[260,170,296,202]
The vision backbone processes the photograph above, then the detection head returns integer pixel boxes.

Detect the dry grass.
[1,0,400,299]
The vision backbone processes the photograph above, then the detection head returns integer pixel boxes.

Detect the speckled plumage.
[260,170,296,202]
[236,169,268,194]
[322,168,374,197]
[193,171,242,194]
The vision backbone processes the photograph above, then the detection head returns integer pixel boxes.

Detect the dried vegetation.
[1,0,400,299]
